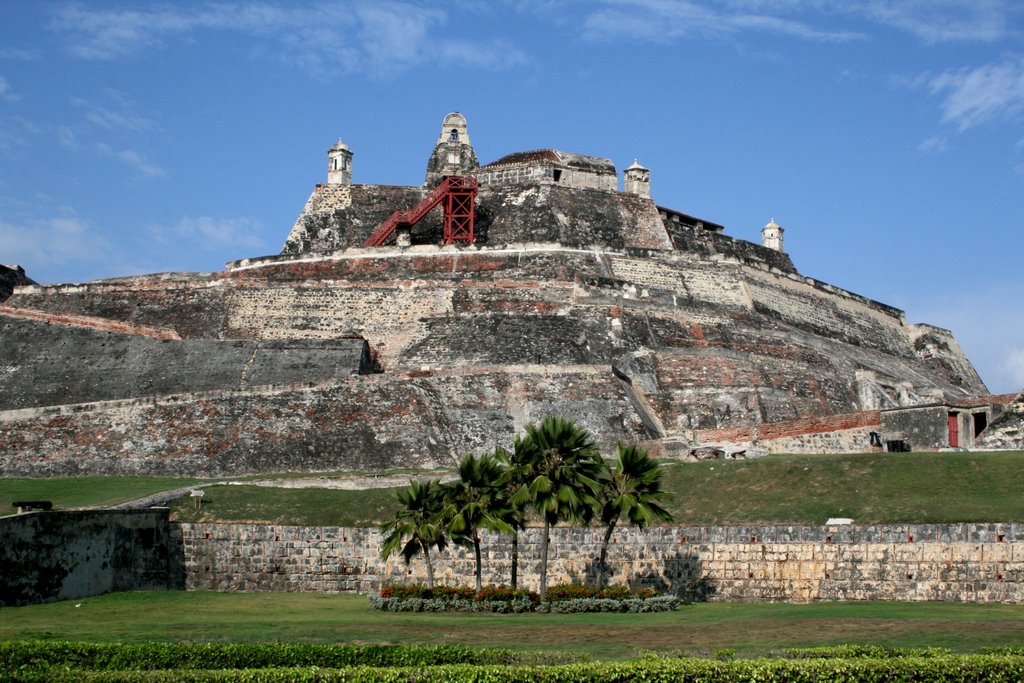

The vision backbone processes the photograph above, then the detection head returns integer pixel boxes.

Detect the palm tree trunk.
[598,520,618,587]
[510,531,519,589]
[473,534,483,592]
[423,546,435,589]
[539,520,551,602]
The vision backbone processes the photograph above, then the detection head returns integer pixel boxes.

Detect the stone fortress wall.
[0,112,1010,479]
[5,510,1022,606]
[1,238,993,477]
[181,521,1024,603]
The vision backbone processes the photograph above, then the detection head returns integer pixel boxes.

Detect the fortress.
[1,113,1019,478]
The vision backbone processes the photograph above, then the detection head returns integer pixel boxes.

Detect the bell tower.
[327,139,352,186]
[761,218,784,252]
[423,112,479,187]
[623,159,651,198]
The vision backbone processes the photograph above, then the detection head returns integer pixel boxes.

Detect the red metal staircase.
[363,176,478,247]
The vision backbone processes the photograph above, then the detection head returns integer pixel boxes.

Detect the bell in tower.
[423,112,479,187]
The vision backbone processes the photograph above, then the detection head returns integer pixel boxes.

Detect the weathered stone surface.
[977,393,1024,450]
[0,312,371,410]
[7,513,1024,605]
[0,239,992,475]
[0,265,35,302]
[0,510,180,606]
[0,116,995,476]
[180,522,1024,603]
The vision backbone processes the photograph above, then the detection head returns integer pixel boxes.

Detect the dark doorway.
[973,412,988,438]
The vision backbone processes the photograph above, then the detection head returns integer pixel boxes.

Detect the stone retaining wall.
[178,522,1024,603]
[0,510,181,606]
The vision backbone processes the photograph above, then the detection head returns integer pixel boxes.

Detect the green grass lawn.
[3,592,1023,659]
[4,451,1024,526]
[0,476,205,510]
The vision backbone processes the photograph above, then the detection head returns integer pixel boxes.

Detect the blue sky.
[1,1,1022,394]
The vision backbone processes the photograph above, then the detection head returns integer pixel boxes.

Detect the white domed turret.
[762,218,784,252]
[327,138,353,186]
[624,159,651,198]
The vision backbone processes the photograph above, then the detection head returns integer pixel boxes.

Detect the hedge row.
[371,583,678,613]
[8,655,1024,682]
[369,594,680,613]
[0,641,580,671]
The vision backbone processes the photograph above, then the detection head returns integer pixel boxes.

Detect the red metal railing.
[363,176,477,247]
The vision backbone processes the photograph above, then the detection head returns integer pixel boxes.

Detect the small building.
[477,149,617,192]
[880,398,1011,451]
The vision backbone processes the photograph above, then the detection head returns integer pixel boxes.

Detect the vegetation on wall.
[378,417,669,600]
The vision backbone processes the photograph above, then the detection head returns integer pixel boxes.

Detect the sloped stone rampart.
[0,366,650,477]
[0,244,989,471]
[179,522,1024,603]
[0,314,371,411]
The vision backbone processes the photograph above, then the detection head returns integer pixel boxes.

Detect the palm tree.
[379,479,449,588]
[495,443,531,590]
[445,451,514,591]
[512,416,602,601]
[595,443,673,586]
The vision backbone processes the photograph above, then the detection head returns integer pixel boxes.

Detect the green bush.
[371,583,677,613]
[543,583,656,601]
[0,641,573,671]
[783,645,955,659]
[8,653,1024,682]
[377,583,536,603]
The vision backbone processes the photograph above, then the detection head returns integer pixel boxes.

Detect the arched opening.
[449,129,459,141]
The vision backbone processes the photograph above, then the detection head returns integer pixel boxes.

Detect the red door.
[948,412,959,448]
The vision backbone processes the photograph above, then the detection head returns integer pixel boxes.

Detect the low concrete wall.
[0,510,182,606]
[179,522,1024,603]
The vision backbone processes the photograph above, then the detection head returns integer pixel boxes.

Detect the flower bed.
[370,583,680,613]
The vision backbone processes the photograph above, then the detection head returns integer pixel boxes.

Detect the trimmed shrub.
[371,583,677,613]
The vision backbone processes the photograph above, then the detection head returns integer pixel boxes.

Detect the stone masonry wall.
[0,510,181,606]
[696,411,882,454]
[179,522,1024,603]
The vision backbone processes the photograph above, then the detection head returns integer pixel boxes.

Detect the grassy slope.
[4,592,1024,658]
[3,452,1023,526]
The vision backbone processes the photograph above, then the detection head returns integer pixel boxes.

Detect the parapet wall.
[180,522,1024,603]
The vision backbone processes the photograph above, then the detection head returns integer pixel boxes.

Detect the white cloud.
[927,56,1024,131]
[0,213,112,275]
[0,47,41,61]
[96,143,165,177]
[72,91,155,133]
[57,126,77,149]
[0,76,19,102]
[917,135,948,153]
[858,0,1012,43]
[147,216,266,251]
[581,0,865,43]
[1004,347,1024,392]
[48,2,527,77]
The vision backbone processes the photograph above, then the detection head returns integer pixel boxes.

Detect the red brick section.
[697,410,882,444]
[0,305,181,341]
